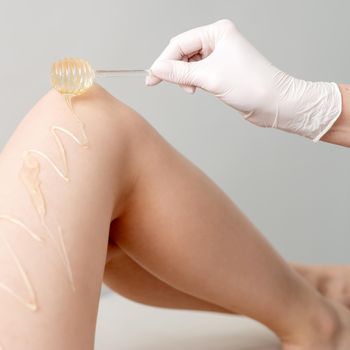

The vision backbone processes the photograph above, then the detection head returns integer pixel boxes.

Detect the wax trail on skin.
[19,155,76,291]
[0,215,43,311]
[0,93,89,319]
[20,94,88,292]
[24,95,89,182]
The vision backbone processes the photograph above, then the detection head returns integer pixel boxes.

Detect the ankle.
[282,296,341,348]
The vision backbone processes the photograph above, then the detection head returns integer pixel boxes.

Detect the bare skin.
[293,264,350,309]
[104,246,350,350]
[0,83,349,349]
[104,83,350,318]
[321,84,350,147]
[288,83,350,310]
[105,246,350,312]
[103,82,350,350]
[0,85,140,349]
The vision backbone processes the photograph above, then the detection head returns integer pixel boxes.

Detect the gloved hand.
[146,19,342,141]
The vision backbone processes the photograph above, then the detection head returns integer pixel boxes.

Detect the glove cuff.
[311,82,342,142]
[272,76,343,141]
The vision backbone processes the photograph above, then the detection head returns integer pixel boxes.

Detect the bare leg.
[105,247,350,314]
[293,264,350,308]
[105,112,350,349]
[0,85,142,349]
[104,243,230,313]
[1,83,349,349]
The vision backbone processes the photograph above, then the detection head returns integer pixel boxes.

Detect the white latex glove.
[146,19,342,142]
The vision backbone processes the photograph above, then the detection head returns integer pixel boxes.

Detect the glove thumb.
[148,60,200,87]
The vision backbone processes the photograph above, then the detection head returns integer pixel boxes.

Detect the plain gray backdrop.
[0,0,349,265]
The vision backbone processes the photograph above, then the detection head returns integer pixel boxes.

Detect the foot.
[282,298,350,350]
[292,264,350,308]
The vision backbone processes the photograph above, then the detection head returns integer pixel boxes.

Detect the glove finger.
[181,85,196,94]
[145,72,160,86]
[147,25,212,86]
[150,59,200,86]
[146,19,236,87]
[179,56,196,94]
[189,53,202,62]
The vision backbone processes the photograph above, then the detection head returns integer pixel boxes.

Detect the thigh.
[110,117,292,317]
[104,241,229,313]
[0,85,138,349]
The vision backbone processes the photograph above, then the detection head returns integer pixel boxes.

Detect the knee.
[58,83,152,216]
[4,83,151,220]
[74,84,150,166]
[70,84,161,218]
[77,84,155,217]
